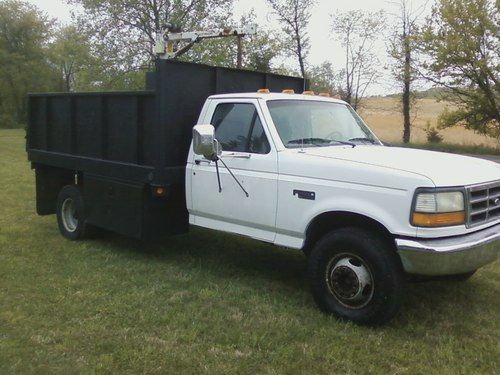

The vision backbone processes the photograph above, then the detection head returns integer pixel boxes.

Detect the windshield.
[266,100,379,148]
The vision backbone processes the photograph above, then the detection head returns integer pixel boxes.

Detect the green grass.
[1,129,499,373]
[395,142,500,156]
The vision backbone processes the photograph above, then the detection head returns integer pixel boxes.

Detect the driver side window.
[211,103,270,154]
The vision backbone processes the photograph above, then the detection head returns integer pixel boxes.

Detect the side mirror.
[192,124,221,160]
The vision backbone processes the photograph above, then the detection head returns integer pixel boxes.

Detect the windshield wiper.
[287,138,332,145]
[348,137,377,144]
[330,139,356,147]
[287,138,356,148]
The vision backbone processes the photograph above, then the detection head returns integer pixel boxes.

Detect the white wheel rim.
[325,253,374,309]
[61,198,78,232]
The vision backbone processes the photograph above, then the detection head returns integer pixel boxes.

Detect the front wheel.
[308,228,405,325]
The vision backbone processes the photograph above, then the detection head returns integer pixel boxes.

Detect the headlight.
[411,189,465,227]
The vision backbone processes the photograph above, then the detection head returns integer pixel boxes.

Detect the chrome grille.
[466,180,500,227]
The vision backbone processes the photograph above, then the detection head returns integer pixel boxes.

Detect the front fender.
[274,177,418,248]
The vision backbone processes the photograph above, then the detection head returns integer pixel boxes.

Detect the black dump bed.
[27,60,306,185]
[27,60,306,238]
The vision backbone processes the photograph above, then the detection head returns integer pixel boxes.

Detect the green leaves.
[70,0,235,75]
[266,0,316,77]
[0,1,59,128]
[418,0,499,139]
[48,25,95,92]
[308,62,345,97]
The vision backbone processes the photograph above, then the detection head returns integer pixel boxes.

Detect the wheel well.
[303,211,395,255]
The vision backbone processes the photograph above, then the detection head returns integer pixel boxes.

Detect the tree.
[331,10,385,110]
[182,32,238,67]
[243,30,285,72]
[0,0,58,128]
[418,0,499,140]
[49,25,94,92]
[309,62,345,96]
[387,0,425,143]
[68,0,234,89]
[178,11,285,72]
[266,0,315,78]
[234,12,285,73]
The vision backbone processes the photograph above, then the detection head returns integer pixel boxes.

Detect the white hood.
[302,146,500,187]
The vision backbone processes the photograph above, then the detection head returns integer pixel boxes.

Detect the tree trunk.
[292,19,305,78]
[296,35,305,78]
[65,73,71,92]
[236,36,242,69]
[402,34,411,143]
[298,56,305,78]
[402,80,411,143]
[345,90,352,108]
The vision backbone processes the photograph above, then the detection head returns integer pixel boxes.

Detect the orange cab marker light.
[411,211,465,227]
[302,90,315,96]
[257,89,270,94]
[318,92,330,97]
[152,186,167,198]
[282,89,295,94]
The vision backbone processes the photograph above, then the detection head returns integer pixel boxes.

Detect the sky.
[25,0,431,95]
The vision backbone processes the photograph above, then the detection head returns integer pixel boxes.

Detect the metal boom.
[154,23,257,60]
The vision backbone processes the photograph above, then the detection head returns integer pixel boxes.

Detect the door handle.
[194,159,212,165]
[221,153,252,159]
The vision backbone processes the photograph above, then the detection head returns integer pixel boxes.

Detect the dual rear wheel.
[56,185,88,240]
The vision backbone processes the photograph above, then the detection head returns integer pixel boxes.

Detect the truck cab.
[187,91,500,324]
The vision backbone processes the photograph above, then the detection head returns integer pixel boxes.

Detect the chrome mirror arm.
[215,155,249,198]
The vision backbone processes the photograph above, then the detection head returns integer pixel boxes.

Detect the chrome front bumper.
[396,223,500,276]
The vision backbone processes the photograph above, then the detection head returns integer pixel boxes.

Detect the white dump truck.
[28,60,499,325]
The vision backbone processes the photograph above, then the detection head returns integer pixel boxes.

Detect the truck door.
[190,99,278,242]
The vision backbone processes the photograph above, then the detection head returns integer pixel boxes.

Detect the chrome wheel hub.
[326,254,374,309]
[61,198,78,232]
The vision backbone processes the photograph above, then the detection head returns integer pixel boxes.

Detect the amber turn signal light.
[411,211,465,227]
[257,89,270,94]
[152,186,167,198]
[282,89,295,94]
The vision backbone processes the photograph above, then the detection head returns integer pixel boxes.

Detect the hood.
[300,145,500,187]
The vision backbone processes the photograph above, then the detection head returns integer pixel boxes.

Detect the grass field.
[360,97,499,149]
[1,129,499,373]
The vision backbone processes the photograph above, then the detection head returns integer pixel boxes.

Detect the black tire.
[308,227,405,325]
[56,185,87,240]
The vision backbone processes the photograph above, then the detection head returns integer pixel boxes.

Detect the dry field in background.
[359,97,498,148]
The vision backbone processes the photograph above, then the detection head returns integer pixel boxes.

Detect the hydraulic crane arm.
[154,23,257,60]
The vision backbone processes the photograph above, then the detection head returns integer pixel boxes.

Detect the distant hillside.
[379,87,451,100]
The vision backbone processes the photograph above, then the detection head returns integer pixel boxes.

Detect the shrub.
[0,112,21,129]
[425,121,443,143]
